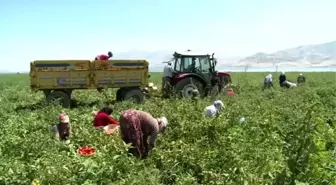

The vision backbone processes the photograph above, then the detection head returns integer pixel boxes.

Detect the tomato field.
[0,72,335,185]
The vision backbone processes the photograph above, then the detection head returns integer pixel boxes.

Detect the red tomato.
[78,146,95,156]
[227,89,234,96]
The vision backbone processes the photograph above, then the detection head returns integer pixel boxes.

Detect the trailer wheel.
[46,90,71,108]
[116,88,126,101]
[123,88,144,104]
[43,90,51,99]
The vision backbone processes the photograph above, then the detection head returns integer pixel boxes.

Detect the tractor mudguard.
[171,73,206,86]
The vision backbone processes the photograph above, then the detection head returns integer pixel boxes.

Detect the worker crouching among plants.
[118,109,169,159]
[51,113,72,142]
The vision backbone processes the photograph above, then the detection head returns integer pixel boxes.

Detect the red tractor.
[162,51,233,98]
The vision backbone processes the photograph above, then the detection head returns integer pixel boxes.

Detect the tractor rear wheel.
[175,78,204,98]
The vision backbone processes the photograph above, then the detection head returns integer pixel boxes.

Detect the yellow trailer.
[30,59,150,107]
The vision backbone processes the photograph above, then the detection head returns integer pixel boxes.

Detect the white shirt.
[163,65,174,78]
[286,81,297,87]
[264,75,272,83]
[204,105,219,117]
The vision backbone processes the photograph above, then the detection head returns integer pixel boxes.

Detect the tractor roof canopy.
[174,51,212,57]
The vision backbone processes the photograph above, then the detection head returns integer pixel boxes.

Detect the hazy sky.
[1,0,335,71]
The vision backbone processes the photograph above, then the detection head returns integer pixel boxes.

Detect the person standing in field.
[263,74,273,90]
[119,109,168,158]
[279,71,288,88]
[95,51,113,60]
[204,100,225,117]
[297,73,306,84]
[51,113,72,141]
[162,61,175,97]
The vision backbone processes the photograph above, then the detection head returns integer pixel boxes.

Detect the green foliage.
[0,72,335,185]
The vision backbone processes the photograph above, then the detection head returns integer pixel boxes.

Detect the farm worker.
[286,81,297,88]
[119,109,168,158]
[264,74,273,89]
[297,73,306,83]
[93,107,119,129]
[51,113,71,141]
[162,62,174,85]
[204,100,225,117]
[192,89,200,100]
[95,51,113,60]
[187,57,197,72]
[279,71,287,88]
[162,62,175,94]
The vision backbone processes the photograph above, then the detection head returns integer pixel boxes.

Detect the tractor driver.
[187,57,196,72]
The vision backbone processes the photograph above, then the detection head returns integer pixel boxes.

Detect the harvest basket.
[104,124,119,135]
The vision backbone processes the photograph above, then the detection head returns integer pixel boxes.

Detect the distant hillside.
[114,50,172,70]
[237,41,336,67]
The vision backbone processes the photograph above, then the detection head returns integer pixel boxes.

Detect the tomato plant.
[0,72,335,184]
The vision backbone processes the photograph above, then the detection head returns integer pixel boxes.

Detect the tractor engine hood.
[217,71,231,76]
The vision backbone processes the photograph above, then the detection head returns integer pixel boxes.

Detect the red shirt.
[94,112,119,127]
[96,54,110,60]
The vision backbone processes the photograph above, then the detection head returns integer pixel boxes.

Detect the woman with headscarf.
[279,71,287,88]
[297,73,306,84]
[51,113,71,141]
[119,109,168,158]
[204,100,225,117]
[93,107,120,135]
[263,74,273,89]
[93,107,119,128]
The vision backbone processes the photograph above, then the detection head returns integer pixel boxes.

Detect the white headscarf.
[213,100,224,109]
[159,116,168,132]
[281,71,285,75]
[299,73,303,76]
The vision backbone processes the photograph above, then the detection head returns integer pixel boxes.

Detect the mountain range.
[237,41,336,67]
[2,41,334,73]
[114,41,336,70]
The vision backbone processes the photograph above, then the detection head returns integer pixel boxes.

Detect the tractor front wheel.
[175,78,204,98]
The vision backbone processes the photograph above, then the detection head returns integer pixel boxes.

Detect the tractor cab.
[161,50,221,98]
[170,51,217,86]
[162,50,233,98]
[172,51,216,73]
